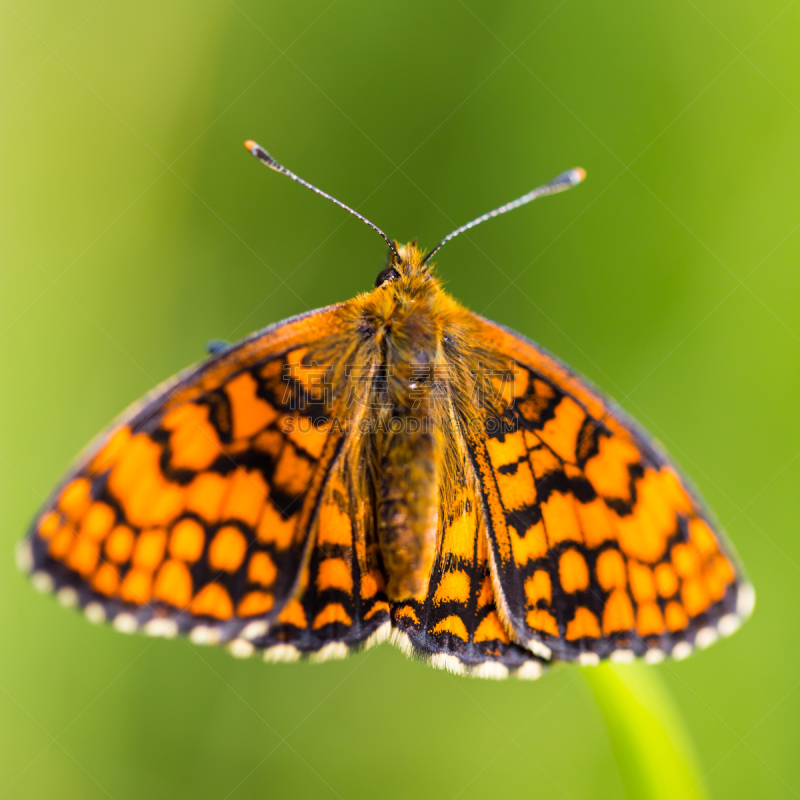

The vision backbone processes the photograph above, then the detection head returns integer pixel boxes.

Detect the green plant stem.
[585,664,710,800]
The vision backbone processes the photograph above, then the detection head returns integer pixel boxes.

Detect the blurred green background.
[1,1,799,797]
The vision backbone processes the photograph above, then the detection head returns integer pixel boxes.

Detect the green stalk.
[585,664,709,800]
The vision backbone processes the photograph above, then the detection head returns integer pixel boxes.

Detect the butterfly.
[18,141,754,679]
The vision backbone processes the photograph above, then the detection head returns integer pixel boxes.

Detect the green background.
[2,1,799,797]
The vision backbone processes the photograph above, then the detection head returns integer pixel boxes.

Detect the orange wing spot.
[681,577,710,616]
[584,435,639,499]
[495,460,536,512]
[559,549,589,593]
[80,502,116,541]
[511,521,548,566]
[596,549,627,591]
[285,348,310,381]
[660,467,693,514]
[312,603,352,629]
[525,570,552,605]
[272,445,314,497]
[528,443,561,480]
[602,588,635,634]
[132,528,167,571]
[665,600,689,632]
[190,583,233,619]
[688,518,718,558]
[474,611,510,643]
[394,604,420,625]
[711,554,735,585]
[186,471,228,523]
[365,600,390,620]
[431,614,469,641]
[237,591,274,616]
[259,359,283,382]
[149,486,186,530]
[153,559,193,608]
[105,524,135,564]
[477,576,494,609]
[317,558,354,593]
[671,542,700,578]
[221,468,267,528]
[443,504,478,559]
[486,431,527,471]
[614,470,676,563]
[108,434,184,528]
[566,607,601,640]
[38,512,61,539]
[655,562,678,598]
[120,568,152,604]
[433,570,470,604]
[638,469,677,541]
[162,403,222,471]
[278,599,307,628]
[511,367,530,399]
[541,491,582,545]
[317,496,352,547]
[89,427,132,474]
[704,564,727,602]
[537,397,586,463]
[256,501,296,550]
[224,371,279,440]
[637,602,665,636]
[248,551,278,587]
[66,537,99,577]
[49,526,74,559]
[575,498,615,548]
[254,429,284,459]
[209,526,247,573]
[58,478,91,518]
[628,561,656,603]
[288,421,328,460]
[527,608,559,637]
[360,571,385,600]
[91,562,119,596]
[168,518,205,563]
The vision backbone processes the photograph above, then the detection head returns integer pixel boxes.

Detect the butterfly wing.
[460,313,754,664]
[247,446,392,661]
[20,305,364,645]
[389,402,547,679]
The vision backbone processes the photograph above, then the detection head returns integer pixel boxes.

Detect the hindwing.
[250,448,392,660]
[389,404,546,679]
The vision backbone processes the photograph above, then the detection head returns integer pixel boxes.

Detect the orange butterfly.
[19,142,753,679]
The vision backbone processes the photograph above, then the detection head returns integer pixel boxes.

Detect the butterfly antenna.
[422,167,586,265]
[245,141,400,262]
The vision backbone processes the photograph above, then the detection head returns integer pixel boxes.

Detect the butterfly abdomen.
[376,421,440,601]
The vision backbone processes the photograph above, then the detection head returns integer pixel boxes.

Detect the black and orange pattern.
[24,308,351,641]
[20,242,752,678]
[390,450,546,679]
[464,316,748,664]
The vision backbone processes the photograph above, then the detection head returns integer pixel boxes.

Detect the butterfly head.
[373,241,431,289]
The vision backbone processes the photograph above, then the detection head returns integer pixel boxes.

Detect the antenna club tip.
[572,167,587,184]
[244,140,259,153]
